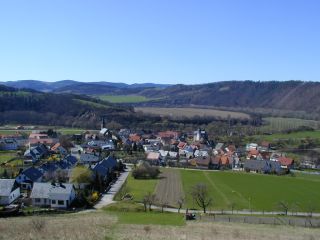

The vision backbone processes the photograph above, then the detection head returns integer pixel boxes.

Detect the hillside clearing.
[135,107,250,119]
[98,95,161,103]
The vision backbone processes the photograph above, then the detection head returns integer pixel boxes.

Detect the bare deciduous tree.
[190,183,212,213]
[277,201,289,215]
[177,196,185,213]
[143,192,157,211]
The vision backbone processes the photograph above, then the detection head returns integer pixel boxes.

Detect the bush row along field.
[98,95,161,103]
[125,168,320,212]
[135,107,251,120]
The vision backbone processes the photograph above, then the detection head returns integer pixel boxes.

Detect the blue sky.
[0,0,319,84]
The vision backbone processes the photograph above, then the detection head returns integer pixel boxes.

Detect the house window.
[58,200,64,205]
[52,200,56,204]
[35,198,41,203]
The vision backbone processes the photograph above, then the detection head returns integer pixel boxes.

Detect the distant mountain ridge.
[0,80,171,92]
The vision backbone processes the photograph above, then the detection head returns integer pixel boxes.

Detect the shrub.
[132,162,160,179]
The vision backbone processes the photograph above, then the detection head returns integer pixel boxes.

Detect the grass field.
[124,173,159,202]
[135,107,250,119]
[260,117,320,132]
[254,130,320,142]
[57,128,85,135]
[180,170,320,212]
[98,95,161,103]
[104,201,185,226]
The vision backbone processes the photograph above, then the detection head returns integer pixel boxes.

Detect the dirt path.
[154,169,184,207]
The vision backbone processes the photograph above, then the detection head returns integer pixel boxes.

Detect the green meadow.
[98,95,160,103]
[180,170,320,212]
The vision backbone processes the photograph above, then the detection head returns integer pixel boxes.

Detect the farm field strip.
[154,169,184,207]
[135,107,250,120]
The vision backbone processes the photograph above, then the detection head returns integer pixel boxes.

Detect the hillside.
[4,80,320,118]
[0,85,137,128]
[138,81,320,115]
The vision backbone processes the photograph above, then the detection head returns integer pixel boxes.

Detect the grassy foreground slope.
[180,170,320,211]
[1,211,320,240]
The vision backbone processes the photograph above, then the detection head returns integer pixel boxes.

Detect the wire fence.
[200,214,320,228]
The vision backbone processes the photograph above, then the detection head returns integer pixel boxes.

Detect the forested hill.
[139,81,320,114]
[0,85,137,128]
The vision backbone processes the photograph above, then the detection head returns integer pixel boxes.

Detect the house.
[177,141,187,150]
[220,155,230,169]
[246,143,258,151]
[101,140,115,150]
[244,160,284,174]
[0,138,18,150]
[0,179,20,205]
[129,134,142,143]
[146,152,160,165]
[210,155,221,169]
[61,155,78,168]
[16,167,43,190]
[189,157,210,169]
[214,143,224,151]
[28,133,57,147]
[51,143,68,156]
[30,182,76,209]
[91,156,117,180]
[24,144,49,163]
[194,149,209,158]
[71,145,84,157]
[277,157,294,171]
[80,153,100,165]
[193,129,208,142]
[158,131,180,139]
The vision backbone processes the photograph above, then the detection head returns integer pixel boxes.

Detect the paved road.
[94,166,131,209]
[148,205,320,217]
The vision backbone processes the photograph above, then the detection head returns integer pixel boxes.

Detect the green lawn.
[104,201,185,226]
[0,151,17,164]
[98,95,160,103]
[180,170,320,212]
[0,129,31,135]
[253,130,320,142]
[115,211,185,226]
[123,173,159,202]
[57,128,85,135]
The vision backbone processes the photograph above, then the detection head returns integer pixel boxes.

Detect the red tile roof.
[277,157,294,166]
[129,134,141,142]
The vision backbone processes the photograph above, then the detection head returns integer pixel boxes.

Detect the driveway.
[94,166,131,209]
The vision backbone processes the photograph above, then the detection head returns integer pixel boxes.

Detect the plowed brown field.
[154,169,185,207]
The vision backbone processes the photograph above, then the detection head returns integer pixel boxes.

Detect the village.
[0,118,298,215]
